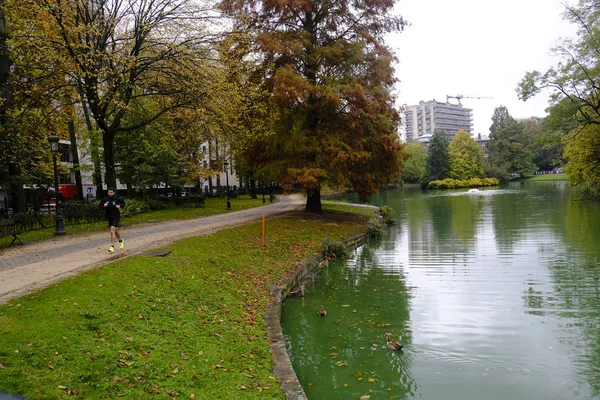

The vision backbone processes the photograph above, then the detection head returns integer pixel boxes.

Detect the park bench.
[0,220,24,246]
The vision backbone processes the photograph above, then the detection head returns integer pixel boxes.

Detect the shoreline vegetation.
[427,177,500,189]
[0,203,375,399]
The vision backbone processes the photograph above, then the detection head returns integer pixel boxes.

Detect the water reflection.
[285,183,600,399]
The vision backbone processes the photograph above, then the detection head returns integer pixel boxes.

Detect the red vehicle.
[58,184,77,201]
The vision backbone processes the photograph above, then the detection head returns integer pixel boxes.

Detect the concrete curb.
[265,232,369,399]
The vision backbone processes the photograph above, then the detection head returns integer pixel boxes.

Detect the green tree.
[402,142,427,183]
[521,117,560,171]
[221,0,406,212]
[563,124,600,194]
[538,98,579,170]
[487,107,536,178]
[448,130,484,180]
[517,1,600,194]
[489,105,516,133]
[423,130,450,185]
[517,1,600,126]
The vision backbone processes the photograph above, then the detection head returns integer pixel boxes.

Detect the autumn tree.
[402,142,427,183]
[221,0,406,212]
[448,130,484,180]
[1,0,74,211]
[36,0,217,190]
[423,130,450,185]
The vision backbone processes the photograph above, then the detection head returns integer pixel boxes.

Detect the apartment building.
[404,100,473,141]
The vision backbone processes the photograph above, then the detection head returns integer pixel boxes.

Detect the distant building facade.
[404,100,473,141]
[474,133,490,160]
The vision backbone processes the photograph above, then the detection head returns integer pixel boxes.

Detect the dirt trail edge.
[0,194,305,305]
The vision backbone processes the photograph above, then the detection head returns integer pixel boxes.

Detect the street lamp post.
[224,160,231,210]
[47,135,66,236]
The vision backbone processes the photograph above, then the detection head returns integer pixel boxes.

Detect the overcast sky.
[388,0,577,136]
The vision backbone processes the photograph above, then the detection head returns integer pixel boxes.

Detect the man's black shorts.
[107,216,121,227]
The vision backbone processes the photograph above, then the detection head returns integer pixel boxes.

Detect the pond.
[281,181,600,400]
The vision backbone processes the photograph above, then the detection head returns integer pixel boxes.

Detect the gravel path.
[0,195,305,304]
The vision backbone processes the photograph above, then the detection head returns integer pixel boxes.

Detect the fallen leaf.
[58,386,67,390]
[0,364,5,370]
[172,368,179,374]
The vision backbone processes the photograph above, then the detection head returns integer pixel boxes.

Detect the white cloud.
[388,0,577,134]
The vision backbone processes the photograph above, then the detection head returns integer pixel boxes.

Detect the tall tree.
[2,0,71,212]
[518,1,600,196]
[517,1,600,126]
[489,105,515,134]
[0,2,24,211]
[221,0,406,212]
[487,107,536,178]
[37,0,216,190]
[423,130,450,185]
[448,130,484,180]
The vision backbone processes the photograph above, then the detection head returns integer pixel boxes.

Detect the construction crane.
[446,94,492,106]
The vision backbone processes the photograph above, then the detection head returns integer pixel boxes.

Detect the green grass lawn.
[0,196,270,250]
[527,173,569,181]
[0,205,370,399]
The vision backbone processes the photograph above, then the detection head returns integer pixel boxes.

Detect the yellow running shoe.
[108,246,115,253]
[119,239,124,249]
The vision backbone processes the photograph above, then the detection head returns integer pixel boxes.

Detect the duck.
[289,281,308,296]
[385,332,403,351]
[318,305,327,317]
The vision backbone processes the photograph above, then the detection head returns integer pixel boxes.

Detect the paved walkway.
[0,195,305,304]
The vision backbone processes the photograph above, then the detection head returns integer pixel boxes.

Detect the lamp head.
[47,135,59,152]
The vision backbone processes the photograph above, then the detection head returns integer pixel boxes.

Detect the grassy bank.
[0,206,372,399]
[527,174,568,181]
[0,196,268,249]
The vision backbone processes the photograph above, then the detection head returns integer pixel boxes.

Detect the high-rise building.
[404,100,473,141]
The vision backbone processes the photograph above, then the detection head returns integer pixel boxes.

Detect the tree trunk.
[102,132,116,192]
[249,179,257,199]
[80,99,103,197]
[305,186,322,213]
[1,6,25,213]
[68,118,84,201]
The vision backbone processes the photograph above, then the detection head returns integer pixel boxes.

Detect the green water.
[281,182,600,400]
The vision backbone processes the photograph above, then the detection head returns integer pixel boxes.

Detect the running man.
[99,188,125,253]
